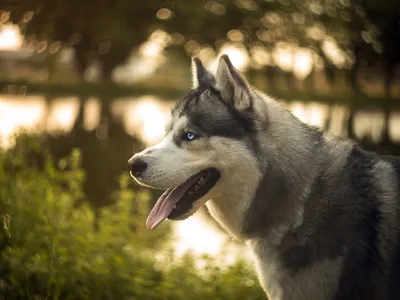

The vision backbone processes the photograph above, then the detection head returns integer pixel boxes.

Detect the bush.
[0,134,263,300]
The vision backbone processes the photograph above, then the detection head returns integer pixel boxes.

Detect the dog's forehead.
[170,88,232,128]
[169,115,188,132]
[172,88,218,114]
[167,86,258,141]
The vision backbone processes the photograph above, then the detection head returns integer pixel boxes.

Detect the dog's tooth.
[198,177,205,185]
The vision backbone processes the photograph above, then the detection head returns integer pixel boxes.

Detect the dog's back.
[323,147,400,299]
[347,149,400,299]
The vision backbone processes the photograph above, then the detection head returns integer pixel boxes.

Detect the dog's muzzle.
[128,155,148,177]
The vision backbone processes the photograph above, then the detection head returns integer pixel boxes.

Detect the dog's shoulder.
[380,153,400,178]
[355,147,400,181]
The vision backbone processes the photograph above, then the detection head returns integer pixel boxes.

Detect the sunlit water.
[2,94,400,263]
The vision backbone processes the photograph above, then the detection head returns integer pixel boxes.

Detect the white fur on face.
[129,117,212,189]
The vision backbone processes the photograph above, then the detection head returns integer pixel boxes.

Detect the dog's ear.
[215,55,251,111]
[191,57,215,89]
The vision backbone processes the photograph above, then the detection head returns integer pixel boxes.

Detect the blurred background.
[0,0,399,299]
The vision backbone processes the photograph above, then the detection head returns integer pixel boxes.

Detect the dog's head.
[129,55,268,229]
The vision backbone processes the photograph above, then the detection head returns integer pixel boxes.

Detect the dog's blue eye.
[183,132,196,141]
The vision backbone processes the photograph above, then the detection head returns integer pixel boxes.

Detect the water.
[1,93,400,262]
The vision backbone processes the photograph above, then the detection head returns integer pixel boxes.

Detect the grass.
[0,133,263,300]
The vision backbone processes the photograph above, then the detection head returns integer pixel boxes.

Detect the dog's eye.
[182,132,197,141]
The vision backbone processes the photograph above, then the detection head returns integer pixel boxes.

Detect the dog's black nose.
[129,158,147,177]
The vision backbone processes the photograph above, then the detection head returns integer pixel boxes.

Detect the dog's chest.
[206,198,246,238]
[253,250,284,299]
[248,241,342,300]
[249,243,288,300]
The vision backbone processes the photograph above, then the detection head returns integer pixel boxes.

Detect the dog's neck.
[206,160,262,240]
[206,97,324,243]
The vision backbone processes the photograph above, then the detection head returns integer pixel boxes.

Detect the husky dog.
[128,55,400,300]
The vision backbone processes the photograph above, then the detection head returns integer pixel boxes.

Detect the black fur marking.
[243,159,295,238]
[172,88,205,117]
[333,147,383,300]
[171,86,263,163]
[388,233,400,299]
[172,135,183,147]
[243,125,325,241]
[380,154,400,299]
[174,85,258,140]
[187,88,257,139]
[211,88,256,135]
[279,173,344,274]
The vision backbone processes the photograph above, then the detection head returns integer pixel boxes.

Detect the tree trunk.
[349,44,362,93]
[265,65,277,91]
[347,104,356,140]
[383,63,395,99]
[73,39,92,82]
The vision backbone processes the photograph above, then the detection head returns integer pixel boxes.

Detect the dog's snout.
[129,157,148,177]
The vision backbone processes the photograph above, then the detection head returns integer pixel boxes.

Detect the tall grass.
[0,134,263,300]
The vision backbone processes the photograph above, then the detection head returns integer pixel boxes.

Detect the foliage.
[3,0,399,88]
[0,134,262,300]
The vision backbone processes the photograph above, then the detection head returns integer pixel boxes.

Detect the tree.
[3,0,399,92]
[5,0,168,81]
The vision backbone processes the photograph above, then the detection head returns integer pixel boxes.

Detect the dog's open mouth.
[146,168,220,229]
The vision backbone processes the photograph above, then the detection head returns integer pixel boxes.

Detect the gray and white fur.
[128,55,400,300]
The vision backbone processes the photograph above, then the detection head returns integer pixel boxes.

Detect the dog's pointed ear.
[215,55,251,111]
[191,57,215,89]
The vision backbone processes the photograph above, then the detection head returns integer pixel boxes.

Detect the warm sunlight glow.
[390,112,400,142]
[250,45,270,68]
[84,98,101,131]
[209,44,250,72]
[140,30,171,58]
[172,213,252,264]
[307,103,329,127]
[322,37,346,68]
[326,105,348,136]
[273,43,294,72]
[0,24,23,50]
[286,102,328,128]
[353,111,385,143]
[293,49,314,80]
[272,44,314,78]
[46,98,80,133]
[287,101,306,121]
[173,214,227,257]
[113,30,171,83]
[137,104,166,143]
[0,96,46,148]
[115,96,172,145]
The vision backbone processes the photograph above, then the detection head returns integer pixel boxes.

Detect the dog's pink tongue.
[146,176,200,230]
[145,189,175,230]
